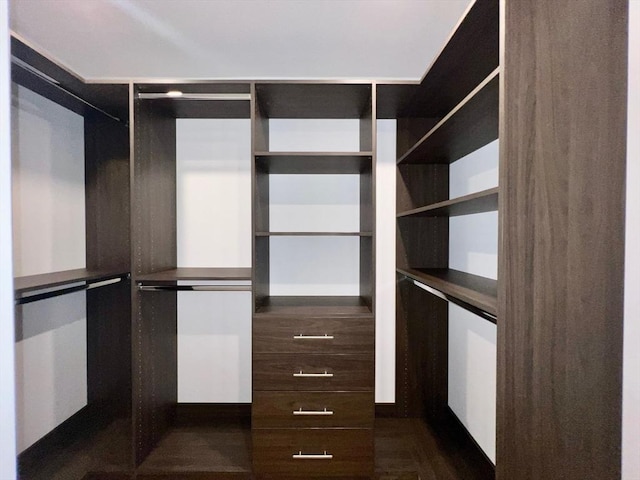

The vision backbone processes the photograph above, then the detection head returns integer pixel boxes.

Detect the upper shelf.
[397,69,499,165]
[256,232,372,237]
[397,187,498,218]
[136,268,252,283]
[377,0,499,119]
[255,152,373,174]
[397,267,497,318]
[14,268,128,295]
[255,83,372,119]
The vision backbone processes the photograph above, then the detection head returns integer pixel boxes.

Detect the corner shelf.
[254,296,373,316]
[14,268,129,295]
[397,187,498,218]
[255,152,372,174]
[397,267,497,318]
[397,69,499,165]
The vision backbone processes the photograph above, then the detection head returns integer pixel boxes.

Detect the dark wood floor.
[20,417,493,480]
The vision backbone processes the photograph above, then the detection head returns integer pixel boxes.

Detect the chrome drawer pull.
[293,407,334,416]
[293,370,333,378]
[293,451,333,460]
[293,334,334,340]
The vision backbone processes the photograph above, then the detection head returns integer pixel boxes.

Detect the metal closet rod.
[138,284,252,292]
[15,276,127,306]
[11,57,125,124]
[407,277,497,324]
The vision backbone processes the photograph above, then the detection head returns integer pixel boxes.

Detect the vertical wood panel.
[131,95,177,465]
[498,2,628,478]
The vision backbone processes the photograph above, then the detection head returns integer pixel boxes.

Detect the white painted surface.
[375,119,396,403]
[9,0,471,81]
[11,84,86,276]
[448,304,496,461]
[448,139,498,462]
[177,291,252,403]
[11,86,87,452]
[176,119,251,268]
[0,0,17,475]
[15,294,87,452]
[269,174,360,232]
[269,119,360,152]
[623,2,640,478]
[176,119,252,402]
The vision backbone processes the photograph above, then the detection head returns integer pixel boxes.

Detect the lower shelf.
[255,296,373,316]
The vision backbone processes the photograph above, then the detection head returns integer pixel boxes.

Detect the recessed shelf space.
[14,268,129,295]
[255,296,373,316]
[397,187,498,218]
[136,267,252,282]
[256,232,372,237]
[397,267,497,318]
[397,69,499,165]
[254,153,373,174]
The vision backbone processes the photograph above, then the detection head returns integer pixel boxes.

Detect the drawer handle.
[293,451,333,460]
[293,407,334,416]
[293,334,334,340]
[293,370,333,378]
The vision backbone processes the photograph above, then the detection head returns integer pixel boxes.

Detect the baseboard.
[375,403,399,417]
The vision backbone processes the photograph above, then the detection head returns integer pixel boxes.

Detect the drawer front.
[253,429,373,477]
[252,391,374,429]
[253,316,374,354]
[253,354,374,391]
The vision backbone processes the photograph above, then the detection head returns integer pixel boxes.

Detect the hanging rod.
[408,277,497,324]
[11,59,125,124]
[15,276,126,306]
[136,92,251,101]
[138,284,252,292]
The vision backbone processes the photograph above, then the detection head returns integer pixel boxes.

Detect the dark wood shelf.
[256,232,372,237]
[397,267,497,317]
[14,268,129,295]
[377,0,499,119]
[255,83,372,119]
[136,267,252,282]
[397,187,499,218]
[255,296,373,316]
[397,69,499,165]
[255,152,373,174]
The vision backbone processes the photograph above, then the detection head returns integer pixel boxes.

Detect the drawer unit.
[252,391,374,429]
[253,353,374,391]
[253,316,374,354]
[253,429,374,477]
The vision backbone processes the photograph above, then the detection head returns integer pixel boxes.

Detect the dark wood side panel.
[396,217,448,271]
[131,95,178,465]
[397,164,448,213]
[497,2,628,479]
[396,276,448,420]
[85,111,131,272]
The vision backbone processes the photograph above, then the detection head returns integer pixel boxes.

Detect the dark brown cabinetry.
[251,83,376,478]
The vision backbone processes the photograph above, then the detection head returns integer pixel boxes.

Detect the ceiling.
[10,0,471,82]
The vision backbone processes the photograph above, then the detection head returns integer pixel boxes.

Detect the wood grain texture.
[255,296,372,316]
[377,0,499,119]
[395,277,448,420]
[254,153,373,174]
[397,164,449,213]
[397,71,499,165]
[396,217,448,271]
[136,268,251,282]
[497,1,628,479]
[252,392,374,429]
[253,353,374,392]
[397,187,498,218]
[397,268,497,317]
[85,110,131,272]
[253,316,374,354]
[14,269,127,294]
[252,429,374,477]
[131,95,178,466]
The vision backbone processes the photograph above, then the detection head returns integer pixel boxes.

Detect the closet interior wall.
[11,38,133,477]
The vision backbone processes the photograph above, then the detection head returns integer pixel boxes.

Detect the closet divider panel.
[498,2,628,479]
[131,95,178,465]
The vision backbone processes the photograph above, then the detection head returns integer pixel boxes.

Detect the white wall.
[623,2,640,478]
[176,119,252,402]
[0,0,17,476]
[448,139,498,462]
[11,85,87,452]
